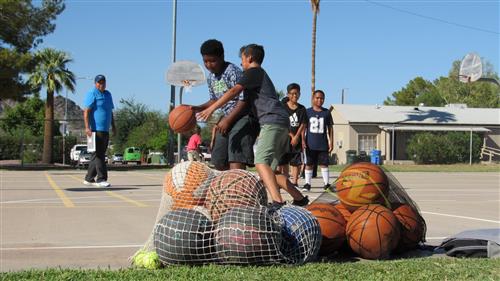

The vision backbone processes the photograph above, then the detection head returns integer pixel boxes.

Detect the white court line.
[426,237,447,240]
[405,189,499,192]
[0,244,142,251]
[421,211,500,224]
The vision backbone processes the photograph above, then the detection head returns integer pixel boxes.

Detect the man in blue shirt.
[83,74,116,187]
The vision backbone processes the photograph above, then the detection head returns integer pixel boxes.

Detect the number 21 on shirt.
[309,116,324,133]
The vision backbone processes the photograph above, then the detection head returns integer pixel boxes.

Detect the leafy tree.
[384,77,443,106]
[0,0,65,100]
[113,98,155,153]
[310,0,320,96]
[126,111,169,153]
[435,59,499,108]
[28,48,75,163]
[0,93,45,135]
[385,59,499,108]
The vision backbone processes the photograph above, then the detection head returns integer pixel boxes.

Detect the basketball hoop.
[459,53,482,83]
[166,61,206,88]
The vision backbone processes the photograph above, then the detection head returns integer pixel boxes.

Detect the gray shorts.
[211,115,259,168]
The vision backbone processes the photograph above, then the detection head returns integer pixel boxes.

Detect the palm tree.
[28,48,75,164]
[310,0,320,96]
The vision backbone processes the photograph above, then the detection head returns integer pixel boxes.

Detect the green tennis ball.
[133,251,146,267]
[142,251,161,269]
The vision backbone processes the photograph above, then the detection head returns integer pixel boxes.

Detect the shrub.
[407,131,482,164]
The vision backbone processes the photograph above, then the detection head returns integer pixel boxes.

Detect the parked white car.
[70,144,87,166]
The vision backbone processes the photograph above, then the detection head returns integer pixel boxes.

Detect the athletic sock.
[321,167,329,185]
[305,170,313,185]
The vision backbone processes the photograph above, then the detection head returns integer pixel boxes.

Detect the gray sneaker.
[95,181,111,187]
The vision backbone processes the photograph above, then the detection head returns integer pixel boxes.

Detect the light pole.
[62,76,91,165]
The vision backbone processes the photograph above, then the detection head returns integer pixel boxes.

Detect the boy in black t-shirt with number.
[302,90,334,192]
[198,44,308,208]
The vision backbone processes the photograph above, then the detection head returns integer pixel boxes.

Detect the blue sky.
[41,0,499,112]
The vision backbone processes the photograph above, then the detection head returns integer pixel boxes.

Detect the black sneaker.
[301,183,311,192]
[268,201,286,213]
[324,184,337,192]
[292,195,309,207]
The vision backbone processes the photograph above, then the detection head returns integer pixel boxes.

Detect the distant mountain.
[1,96,86,139]
[54,96,85,138]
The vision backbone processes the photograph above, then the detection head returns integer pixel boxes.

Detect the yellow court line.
[45,172,75,208]
[66,175,148,207]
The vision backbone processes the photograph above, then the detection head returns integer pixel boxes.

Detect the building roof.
[331,104,500,126]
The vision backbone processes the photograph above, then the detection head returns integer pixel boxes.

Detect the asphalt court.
[1,169,499,271]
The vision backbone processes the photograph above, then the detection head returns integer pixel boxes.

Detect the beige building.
[330,104,500,164]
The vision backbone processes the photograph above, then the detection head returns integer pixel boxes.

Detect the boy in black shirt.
[277,83,307,189]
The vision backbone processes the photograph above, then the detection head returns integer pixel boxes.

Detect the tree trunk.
[42,91,54,164]
[311,10,318,98]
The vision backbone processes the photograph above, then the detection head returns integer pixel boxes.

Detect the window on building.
[358,134,377,153]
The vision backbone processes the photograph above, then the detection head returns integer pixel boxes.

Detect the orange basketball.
[336,162,389,212]
[393,204,425,251]
[346,204,400,260]
[205,170,268,222]
[306,203,346,255]
[168,104,197,133]
[333,202,352,222]
[164,161,214,209]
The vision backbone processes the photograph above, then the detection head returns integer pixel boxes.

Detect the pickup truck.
[70,144,87,166]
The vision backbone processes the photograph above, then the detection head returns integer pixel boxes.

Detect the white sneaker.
[83,180,96,186]
[96,181,111,187]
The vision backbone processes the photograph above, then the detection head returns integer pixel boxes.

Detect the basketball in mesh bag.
[392,204,426,252]
[154,208,214,265]
[336,162,389,212]
[333,202,352,222]
[346,204,400,260]
[278,205,322,264]
[214,206,282,265]
[164,161,214,209]
[206,169,268,222]
[306,203,346,256]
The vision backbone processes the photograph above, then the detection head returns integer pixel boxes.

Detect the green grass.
[2,258,499,281]
[245,164,500,173]
[323,163,500,173]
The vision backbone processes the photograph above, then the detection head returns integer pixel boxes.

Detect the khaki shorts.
[254,124,289,171]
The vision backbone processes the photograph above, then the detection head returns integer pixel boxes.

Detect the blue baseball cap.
[94,74,106,83]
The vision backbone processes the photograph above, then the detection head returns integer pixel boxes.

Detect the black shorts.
[305,148,329,166]
[211,115,259,168]
[278,152,303,166]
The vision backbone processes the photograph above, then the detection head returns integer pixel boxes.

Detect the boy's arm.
[209,126,217,151]
[191,100,214,112]
[328,125,334,153]
[291,123,305,147]
[217,100,247,135]
[197,84,244,121]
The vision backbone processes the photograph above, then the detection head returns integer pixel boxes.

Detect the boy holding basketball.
[198,43,308,208]
[191,39,258,171]
[302,90,334,192]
